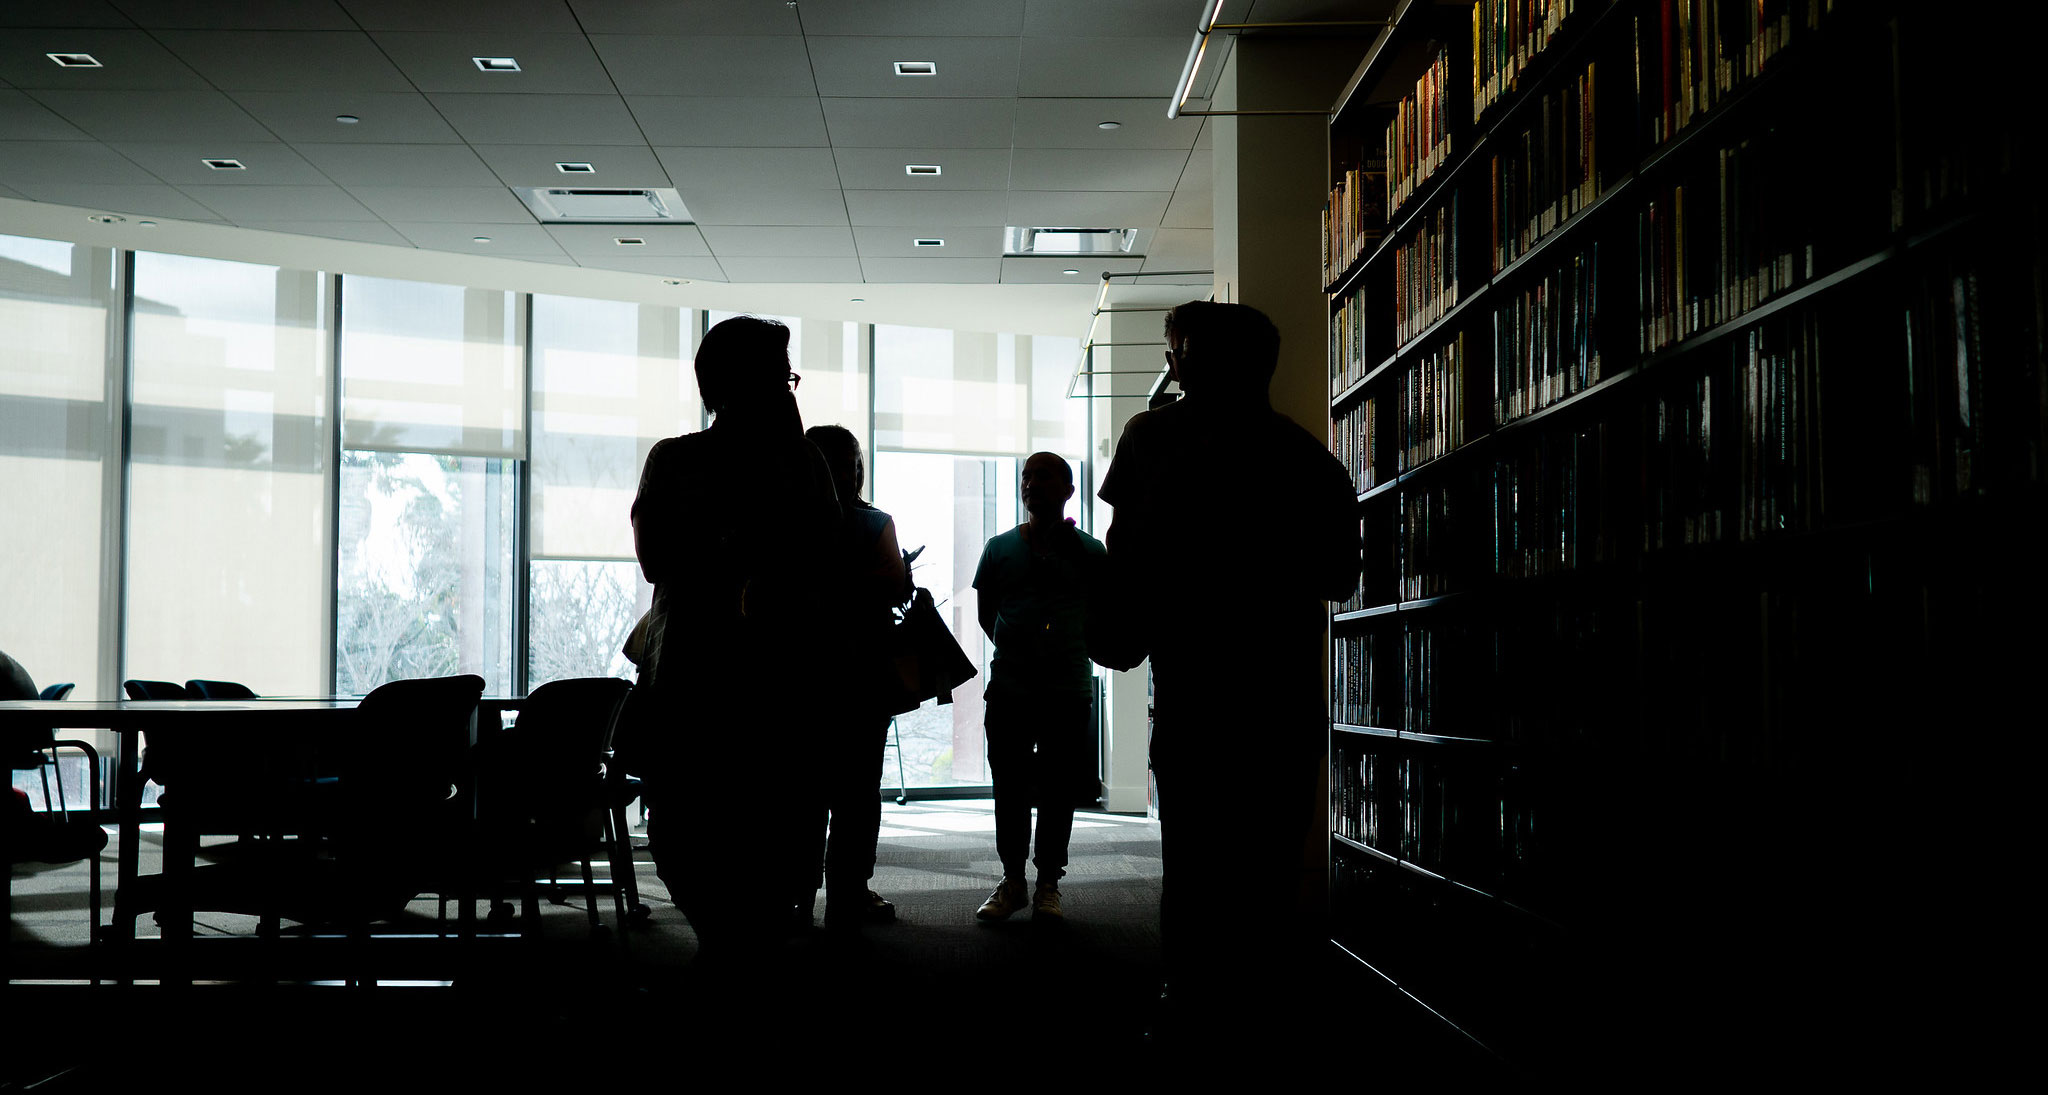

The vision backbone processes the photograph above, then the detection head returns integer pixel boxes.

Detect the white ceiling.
[0,0,1274,291]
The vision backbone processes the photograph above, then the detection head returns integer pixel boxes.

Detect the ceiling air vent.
[513,187,693,224]
[894,61,936,76]
[1003,227,1138,256]
[47,53,102,68]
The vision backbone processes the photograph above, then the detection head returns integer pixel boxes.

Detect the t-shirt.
[972,523,1106,701]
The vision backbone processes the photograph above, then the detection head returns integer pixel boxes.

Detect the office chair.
[5,675,104,946]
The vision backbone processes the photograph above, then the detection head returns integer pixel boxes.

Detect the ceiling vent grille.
[513,187,692,224]
[1003,227,1138,256]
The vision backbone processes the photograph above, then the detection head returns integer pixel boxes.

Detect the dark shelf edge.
[1359,477,1398,503]
[1333,603,1400,623]
[1333,835,1564,933]
[1333,723,1401,740]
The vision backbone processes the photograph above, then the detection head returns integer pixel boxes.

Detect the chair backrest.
[37,683,75,701]
[124,679,191,700]
[484,677,631,849]
[185,679,256,700]
[349,674,486,816]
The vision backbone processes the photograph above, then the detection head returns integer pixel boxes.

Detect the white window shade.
[341,277,524,458]
[531,295,696,560]
[707,311,869,449]
[875,326,1086,460]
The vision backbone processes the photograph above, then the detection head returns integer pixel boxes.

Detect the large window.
[336,277,522,695]
[0,235,114,700]
[125,253,331,695]
[708,310,869,440]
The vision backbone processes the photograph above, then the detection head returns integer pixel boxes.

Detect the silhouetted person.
[630,315,839,955]
[1094,302,1360,1036]
[800,423,912,929]
[972,452,1107,922]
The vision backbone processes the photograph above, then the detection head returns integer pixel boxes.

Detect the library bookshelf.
[1324,0,2043,1070]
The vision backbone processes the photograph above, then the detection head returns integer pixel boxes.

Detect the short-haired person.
[971,452,1106,921]
[1094,301,1361,1037]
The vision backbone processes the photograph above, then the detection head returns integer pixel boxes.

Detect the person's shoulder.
[1074,526,1107,556]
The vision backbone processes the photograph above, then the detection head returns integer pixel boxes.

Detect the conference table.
[0,695,530,968]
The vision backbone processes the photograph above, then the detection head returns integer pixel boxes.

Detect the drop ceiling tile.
[717,256,865,283]
[473,145,671,189]
[798,0,1023,35]
[150,30,414,92]
[340,0,582,32]
[297,143,500,187]
[1013,97,1202,149]
[109,141,330,185]
[805,36,1021,98]
[0,89,88,139]
[0,183,23,199]
[172,184,377,220]
[1022,0,1196,36]
[114,2,355,29]
[235,219,414,245]
[428,93,647,146]
[699,225,856,258]
[1010,148,1191,192]
[1176,148,1212,192]
[627,96,828,147]
[858,256,1002,283]
[1017,36,1188,98]
[227,91,460,143]
[1161,185,1209,228]
[4,182,221,220]
[821,97,1015,149]
[1193,118,1212,149]
[0,30,207,89]
[0,4,132,28]
[544,223,708,257]
[1000,256,1146,284]
[28,88,271,143]
[565,0,800,35]
[852,225,1005,258]
[343,185,536,222]
[844,189,1006,226]
[590,35,814,97]
[1141,227,1213,269]
[832,147,1011,191]
[373,32,616,94]
[1007,190,1170,226]
[682,186,848,227]
[0,140,159,185]
[583,255,727,278]
[654,147,839,192]
[390,221,568,255]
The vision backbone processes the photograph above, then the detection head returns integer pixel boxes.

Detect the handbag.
[880,586,979,716]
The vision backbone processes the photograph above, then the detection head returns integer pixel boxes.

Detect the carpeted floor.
[6,800,1202,1086]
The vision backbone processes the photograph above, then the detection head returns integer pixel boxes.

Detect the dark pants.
[985,691,1093,882]
[807,716,890,904]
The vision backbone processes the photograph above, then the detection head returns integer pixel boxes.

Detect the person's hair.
[1162,300,1281,389]
[696,315,792,415]
[1025,451,1073,488]
[806,423,865,503]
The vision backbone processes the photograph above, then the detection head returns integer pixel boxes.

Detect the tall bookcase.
[1323,0,2043,1070]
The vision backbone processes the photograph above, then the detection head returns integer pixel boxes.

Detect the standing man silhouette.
[971,452,1106,922]
[1095,301,1361,1035]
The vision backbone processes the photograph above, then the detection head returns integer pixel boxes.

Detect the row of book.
[1332,632,1386,730]
[1734,312,1819,542]
[1388,46,1455,215]
[1332,395,1381,494]
[1494,241,1602,424]
[1322,161,1390,287]
[1472,0,1581,123]
[1630,0,1818,150]
[1401,485,1462,602]
[1394,191,1463,347]
[1331,742,1531,883]
[1397,332,1471,472]
[1493,425,1612,580]
[1488,58,1599,274]
[1329,282,1370,396]
[1636,129,1810,354]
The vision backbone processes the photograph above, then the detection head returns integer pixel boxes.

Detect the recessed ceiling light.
[138,220,157,228]
[1098,121,1122,130]
[85,214,124,224]
[913,238,945,247]
[850,297,864,302]
[203,158,246,171]
[661,278,686,285]
[473,56,520,72]
[904,164,941,176]
[47,53,101,68]
[472,236,492,243]
[1062,269,1081,275]
[335,114,360,124]
[556,162,596,174]
[614,237,646,246]
[893,61,936,76]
